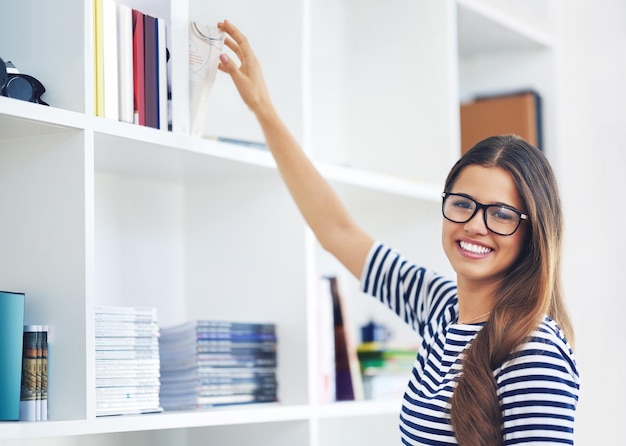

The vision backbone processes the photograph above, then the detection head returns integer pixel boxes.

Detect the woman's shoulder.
[502,316,579,381]
[362,241,456,285]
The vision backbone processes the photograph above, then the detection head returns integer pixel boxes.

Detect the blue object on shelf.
[0,290,25,421]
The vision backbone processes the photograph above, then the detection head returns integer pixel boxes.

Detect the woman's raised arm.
[217,20,374,278]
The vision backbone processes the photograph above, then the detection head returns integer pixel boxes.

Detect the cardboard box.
[460,90,542,154]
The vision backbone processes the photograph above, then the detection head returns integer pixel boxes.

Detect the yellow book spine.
[94,0,104,117]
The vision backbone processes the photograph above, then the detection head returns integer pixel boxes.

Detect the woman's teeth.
[459,241,492,254]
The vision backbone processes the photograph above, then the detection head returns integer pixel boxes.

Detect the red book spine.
[132,9,145,126]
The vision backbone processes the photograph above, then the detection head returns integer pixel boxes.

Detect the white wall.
[556,1,626,444]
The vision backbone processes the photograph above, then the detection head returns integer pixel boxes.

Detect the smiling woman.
[218,19,579,446]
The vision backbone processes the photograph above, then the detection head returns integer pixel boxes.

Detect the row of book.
[317,276,417,403]
[0,291,49,422]
[159,320,278,410]
[95,306,163,417]
[94,0,169,129]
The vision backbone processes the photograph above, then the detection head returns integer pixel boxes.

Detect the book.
[132,9,146,126]
[325,276,363,401]
[19,325,49,421]
[40,326,48,421]
[157,17,168,131]
[357,345,416,400]
[188,22,224,136]
[316,275,335,403]
[117,2,134,123]
[0,291,25,421]
[93,0,105,117]
[19,326,38,421]
[143,13,159,129]
[102,0,119,120]
[35,327,41,421]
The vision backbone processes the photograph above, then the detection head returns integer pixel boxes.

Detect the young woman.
[216,20,579,446]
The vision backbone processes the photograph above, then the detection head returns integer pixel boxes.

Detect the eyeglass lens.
[443,194,521,235]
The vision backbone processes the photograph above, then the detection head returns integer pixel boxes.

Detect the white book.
[157,17,168,131]
[316,276,336,403]
[116,3,134,123]
[102,0,119,120]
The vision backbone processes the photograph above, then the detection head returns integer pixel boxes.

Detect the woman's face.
[442,164,528,289]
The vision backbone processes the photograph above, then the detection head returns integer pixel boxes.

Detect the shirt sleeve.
[359,241,457,336]
[498,320,580,445]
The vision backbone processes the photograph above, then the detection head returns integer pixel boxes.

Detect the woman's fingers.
[219,20,249,51]
[223,36,243,61]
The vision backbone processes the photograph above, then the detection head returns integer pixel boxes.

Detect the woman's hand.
[217,20,273,117]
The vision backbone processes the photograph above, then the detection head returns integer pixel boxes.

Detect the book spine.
[102,0,119,120]
[143,14,159,129]
[35,327,41,420]
[327,276,363,401]
[157,17,168,131]
[132,9,146,126]
[93,0,105,117]
[117,3,134,123]
[19,325,37,421]
[40,326,48,421]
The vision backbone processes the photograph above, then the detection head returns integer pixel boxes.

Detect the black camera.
[0,57,48,105]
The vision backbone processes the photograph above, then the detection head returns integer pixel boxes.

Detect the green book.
[0,291,25,421]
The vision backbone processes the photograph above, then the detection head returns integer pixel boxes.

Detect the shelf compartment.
[0,0,85,113]
[93,132,311,407]
[308,0,459,186]
[0,129,89,422]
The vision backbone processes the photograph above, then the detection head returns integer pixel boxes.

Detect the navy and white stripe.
[360,242,579,445]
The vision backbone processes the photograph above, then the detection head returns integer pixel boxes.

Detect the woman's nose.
[463,208,489,235]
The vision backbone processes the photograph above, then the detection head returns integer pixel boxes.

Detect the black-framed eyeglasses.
[441,192,528,236]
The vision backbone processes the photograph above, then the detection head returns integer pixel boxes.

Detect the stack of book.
[19,325,48,421]
[159,320,278,410]
[357,343,417,400]
[95,306,162,416]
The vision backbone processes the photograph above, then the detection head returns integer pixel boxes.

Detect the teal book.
[0,291,25,421]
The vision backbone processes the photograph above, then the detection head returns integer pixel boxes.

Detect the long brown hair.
[446,135,574,445]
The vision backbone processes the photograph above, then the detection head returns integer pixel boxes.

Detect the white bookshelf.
[0,0,557,444]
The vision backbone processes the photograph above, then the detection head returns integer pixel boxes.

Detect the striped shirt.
[360,242,579,445]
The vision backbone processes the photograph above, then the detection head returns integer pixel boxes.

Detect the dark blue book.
[143,13,159,129]
[0,291,25,421]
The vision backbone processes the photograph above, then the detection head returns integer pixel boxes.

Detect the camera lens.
[5,76,34,101]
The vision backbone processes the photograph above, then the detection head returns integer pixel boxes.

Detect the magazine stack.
[159,320,278,410]
[95,306,162,416]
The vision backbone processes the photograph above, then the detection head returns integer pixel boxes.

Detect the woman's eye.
[490,208,515,221]
[452,199,473,210]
